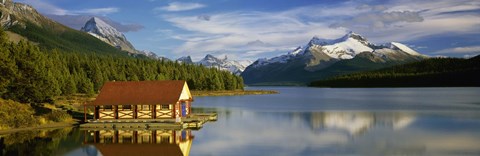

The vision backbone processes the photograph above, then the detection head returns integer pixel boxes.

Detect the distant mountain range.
[241,32,427,85]
[0,0,429,82]
[176,54,253,75]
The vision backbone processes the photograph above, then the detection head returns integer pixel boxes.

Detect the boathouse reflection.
[83,129,193,156]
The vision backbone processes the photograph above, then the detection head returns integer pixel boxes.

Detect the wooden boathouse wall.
[85,80,193,122]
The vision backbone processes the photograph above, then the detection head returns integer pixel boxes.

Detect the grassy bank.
[191,90,278,96]
[0,120,77,135]
[0,99,74,132]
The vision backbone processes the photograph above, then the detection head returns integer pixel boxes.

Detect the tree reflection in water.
[0,127,73,155]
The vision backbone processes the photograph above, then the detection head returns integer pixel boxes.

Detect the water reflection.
[302,112,416,136]
[82,129,194,156]
[0,128,75,156]
[192,110,480,155]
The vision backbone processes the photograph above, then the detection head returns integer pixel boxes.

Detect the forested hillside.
[310,56,480,87]
[7,22,130,56]
[0,28,244,104]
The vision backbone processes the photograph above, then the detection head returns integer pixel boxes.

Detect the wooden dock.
[80,113,217,130]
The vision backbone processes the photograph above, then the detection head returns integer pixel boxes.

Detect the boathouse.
[84,80,193,122]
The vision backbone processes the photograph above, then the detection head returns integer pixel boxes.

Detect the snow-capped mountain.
[242,32,426,84]
[252,32,425,69]
[308,32,374,59]
[177,54,253,75]
[81,17,137,54]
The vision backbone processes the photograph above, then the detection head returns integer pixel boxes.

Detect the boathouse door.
[181,102,186,116]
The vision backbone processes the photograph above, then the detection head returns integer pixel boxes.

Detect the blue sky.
[16,0,480,61]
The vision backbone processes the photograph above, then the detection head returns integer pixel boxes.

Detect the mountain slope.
[81,17,136,54]
[0,0,128,56]
[241,32,426,85]
[310,55,480,87]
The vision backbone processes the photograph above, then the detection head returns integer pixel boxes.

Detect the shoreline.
[191,90,278,96]
[0,90,277,134]
[0,120,78,135]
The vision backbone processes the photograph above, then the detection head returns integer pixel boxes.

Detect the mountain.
[241,32,426,85]
[0,0,128,56]
[136,50,170,61]
[0,0,245,104]
[310,55,480,87]
[177,54,253,75]
[81,17,136,54]
[176,56,193,64]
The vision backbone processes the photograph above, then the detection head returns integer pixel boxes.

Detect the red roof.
[89,80,190,105]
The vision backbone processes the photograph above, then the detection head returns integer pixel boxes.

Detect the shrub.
[44,110,72,122]
[0,99,38,129]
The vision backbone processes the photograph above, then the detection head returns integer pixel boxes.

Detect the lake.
[1,87,480,155]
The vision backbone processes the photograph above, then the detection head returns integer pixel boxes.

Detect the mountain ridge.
[176,54,253,75]
[241,32,426,85]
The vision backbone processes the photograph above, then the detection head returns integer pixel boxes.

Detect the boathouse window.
[121,105,132,110]
[103,105,112,111]
[160,136,170,143]
[161,104,169,110]
[122,136,133,143]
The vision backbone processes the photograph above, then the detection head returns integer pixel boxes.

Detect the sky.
[15,0,480,61]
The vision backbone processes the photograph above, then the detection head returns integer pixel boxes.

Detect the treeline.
[310,56,480,87]
[0,28,244,104]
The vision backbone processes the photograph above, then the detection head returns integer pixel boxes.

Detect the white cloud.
[330,11,424,29]
[163,11,347,60]
[156,2,205,12]
[71,7,119,15]
[161,0,480,60]
[435,46,480,54]
[356,0,480,43]
[18,0,119,15]
[19,0,68,15]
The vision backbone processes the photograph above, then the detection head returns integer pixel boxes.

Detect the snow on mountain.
[138,50,157,58]
[81,17,137,54]
[310,32,373,59]
[252,46,304,68]
[135,50,168,60]
[390,42,423,56]
[192,54,253,75]
[250,31,424,69]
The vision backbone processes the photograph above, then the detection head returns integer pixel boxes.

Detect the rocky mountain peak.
[195,54,253,75]
[80,17,136,54]
[176,56,193,64]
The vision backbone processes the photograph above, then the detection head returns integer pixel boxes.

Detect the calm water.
[1,87,480,156]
